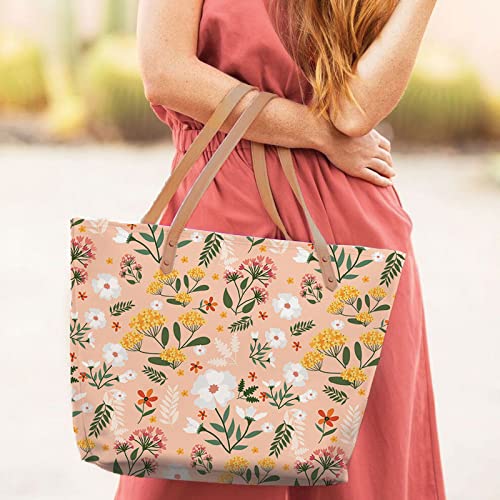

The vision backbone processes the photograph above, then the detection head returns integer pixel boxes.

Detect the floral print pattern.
[70,218,406,486]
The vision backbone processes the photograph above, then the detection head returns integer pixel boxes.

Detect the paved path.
[0,145,498,499]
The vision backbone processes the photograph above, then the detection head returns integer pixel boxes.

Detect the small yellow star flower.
[358,388,366,396]
[259,245,267,252]
[177,369,185,376]
[73,426,78,434]
[181,389,189,397]
[362,276,370,283]
[181,256,189,263]
[149,416,157,423]
[216,325,224,332]
[102,444,110,451]
[287,277,294,284]
[220,311,227,318]
[106,257,113,264]
[78,226,86,233]
[251,447,259,454]
[176,448,184,455]
[212,273,220,280]
[283,464,290,471]
[330,436,338,443]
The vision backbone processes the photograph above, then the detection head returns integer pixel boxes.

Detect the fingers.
[375,147,394,168]
[369,157,396,178]
[358,167,393,187]
[377,134,391,152]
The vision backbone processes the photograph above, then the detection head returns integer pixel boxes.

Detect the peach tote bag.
[69,83,406,486]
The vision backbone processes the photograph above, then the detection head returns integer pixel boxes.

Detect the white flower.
[331,319,345,330]
[92,273,122,301]
[235,406,267,422]
[299,394,309,403]
[150,300,163,310]
[119,370,137,383]
[191,231,203,243]
[85,308,106,329]
[291,409,307,421]
[293,247,310,263]
[82,360,100,369]
[113,226,130,244]
[371,251,385,262]
[272,293,302,320]
[162,465,191,481]
[250,331,259,340]
[70,311,78,320]
[261,422,274,433]
[268,352,276,368]
[71,388,86,402]
[283,362,309,387]
[183,417,202,434]
[112,390,127,402]
[88,332,96,348]
[265,328,288,349]
[191,369,237,409]
[81,402,93,413]
[102,343,128,367]
[193,345,207,356]
[304,389,318,401]
[263,380,281,389]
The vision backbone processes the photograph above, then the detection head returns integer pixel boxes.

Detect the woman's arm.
[331,0,438,137]
[138,0,396,187]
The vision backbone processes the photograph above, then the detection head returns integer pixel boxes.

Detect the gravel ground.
[0,144,499,500]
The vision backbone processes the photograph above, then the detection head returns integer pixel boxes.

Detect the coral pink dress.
[116,1,446,498]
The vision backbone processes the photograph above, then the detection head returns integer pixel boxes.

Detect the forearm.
[332,0,438,136]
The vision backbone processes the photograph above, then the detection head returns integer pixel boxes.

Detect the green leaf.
[337,248,345,267]
[245,468,252,483]
[174,278,181,292]
[134,248,150,256]
[109,301,135,317]
[223,289,233,308]
[354,342,362,362]
[346,254,352,269]
[289,320,316,336]
[348,318,362,325]
[157,229,165,248]
[355,260,372,268]
[365,357,380,367]
[139,232,155,242]
[222,406,230,423]
[311,468,320,482]
[191,284,209,292]
[342,347,350,366]
[365,295,371,309]
[173,322,181,343]
[233,444,247,451]
[373,304,391,312]
[205,439,221,446]
[328,376,351,386]
[183,275,190,288]
[148,357,169,366]
[184,337,210,348]
[343,274,359,280]
[227,419,235,439]
[113,459,123,474]
[242,300,255,313]
[355,297,362,312]
[177,240,192,248]
[161,327,169,347]
[72,410,82,417]
[254,465,260,480]
[70,218,85,228]
[210,423,225,433]
[269,421,294,458]
[142,365,167,386]
[245,430,262,439]
[240,277,249,290]
[89,402,114,438]
[263,475,280,483]
[199,232,224,267]
[130,448,139,461]
[85,455,99,463]
[229,316,253,333]
[323,385,349,405]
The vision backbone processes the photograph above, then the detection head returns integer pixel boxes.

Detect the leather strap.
[276,146,338,290]
[141,83,255,224]
[161,92,277,272]
[251,141,291,240]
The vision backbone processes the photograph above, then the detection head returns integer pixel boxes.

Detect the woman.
[116,0,445,499]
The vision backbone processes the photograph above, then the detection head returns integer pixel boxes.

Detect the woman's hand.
[320,125,395,187]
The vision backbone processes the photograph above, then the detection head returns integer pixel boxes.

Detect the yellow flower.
[73,426,78,434]
[177,369,185,376]
[220,311,227,318]
[300,351,324,371]
[259,245,267,252]
[187,267,206,282]
[102,444,110,451]
[355,312,374,326]
[362,276,370,283]
[251,447,259,454]
[218,472,234,484]
[154,269,179,286]
[77,438,95,452]
[368,286,387,301]
[175,292,192,306]
[160,347,187,368]
[129,309,166,334]
[78,225,86,233]
[326,300,344,315]
[358,388,366,396]
[176,448,184,455]
[330,436,338,443]
[106,257,113,264]
[283,464,290,471]
[310,328,347,355]
[341,367,368,388]
[334,285,360,304]
[120,331,145,351]
[224,456,250,475]
[287,277,294,284]
[181,390,189,397]
[359,330,385,351]
[178,311,206,332]
[258,457,276,472]
[216,325,224,332]
[149,416,157,423]
[181,256,189,263]
[212,273,220,280]
[146,280,163,296]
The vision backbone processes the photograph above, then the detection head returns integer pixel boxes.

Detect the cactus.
[0,33,48,111]
[79,35,166,142]
[389,47,484,143]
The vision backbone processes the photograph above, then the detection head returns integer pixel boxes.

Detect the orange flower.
[258,311,268,320]
[259,391,268,402]
[248,372,257,382]
[79,372,87,382]
[137,389,158,408]
[318,408,339,427]
[70,352,77,362]
[127,224,136,230]
[112,321,121,332]
[190,361,203,374]
[203,296,218,311]
[78,291,88,301]
[292,341,302,351]
[198,410,207,420]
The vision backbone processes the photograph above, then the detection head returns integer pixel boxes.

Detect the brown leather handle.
[161,92,277,272]
[142,83,255,225]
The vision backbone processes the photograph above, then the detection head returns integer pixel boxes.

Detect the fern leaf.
[379,251,405,287]
[198,232,224,267]
[323,385,349,405]
[142,366,167,386]
[89,402,114,438]
[290,320,316,337]
[109,300,135,317]
[269,421,294,458]
[229,316,253,333]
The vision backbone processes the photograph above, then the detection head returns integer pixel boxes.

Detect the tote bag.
[70,83,406,486]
